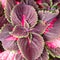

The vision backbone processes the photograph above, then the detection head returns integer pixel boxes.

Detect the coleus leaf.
[31,21,48,34]
[44,18,60,41]
[21,0,34,5]
[5,0,16,22]
[39,0,60,10]
[51,48,60,58]
[36,48,49,60]
[36,0,50,7]
[44,17,60,57]
[0,51,10,60]
[38,10,59,24]
[11,3,38,28]
[17,32,44,60]
[22,0,39,11]
[0,50,17,60]
[46,39,60,58]
[41,0,59,8]
[10,25,29,38]
[0,51,14,60]
[0,15,8,28]
[0,50,25,60]
[0,24,19,51]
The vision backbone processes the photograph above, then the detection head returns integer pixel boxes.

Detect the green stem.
[50,0,53,7]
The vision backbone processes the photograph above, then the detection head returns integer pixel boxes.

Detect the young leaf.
[10,25,29,38]
[31,21,48,34]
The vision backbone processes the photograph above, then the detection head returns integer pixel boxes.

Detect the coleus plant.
[0,0,60,60]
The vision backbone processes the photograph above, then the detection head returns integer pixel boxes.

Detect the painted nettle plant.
[0,0,60,60]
